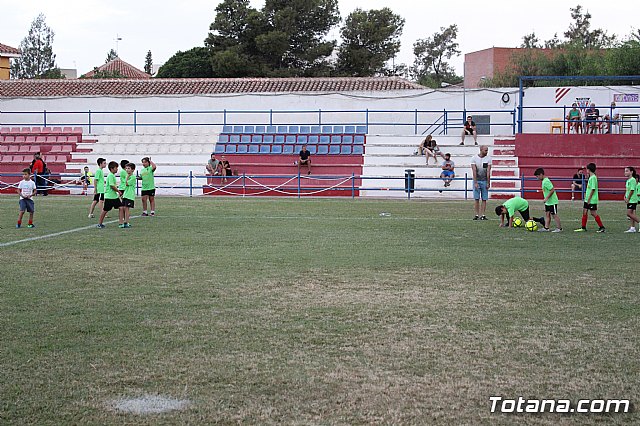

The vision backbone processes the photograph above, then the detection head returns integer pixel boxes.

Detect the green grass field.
[0,195,638,425]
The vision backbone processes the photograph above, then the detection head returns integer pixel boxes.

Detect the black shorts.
[464,128,474,135]
[519,208,530,221]
[627,203,637,211]
[93,193,105,202]
[122,198,135,208]
[583,202,598,211]
[141,189,156,197]
[103,198,122,211]
[545,204,558,215]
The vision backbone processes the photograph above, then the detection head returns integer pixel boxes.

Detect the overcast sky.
[1,0,637,76]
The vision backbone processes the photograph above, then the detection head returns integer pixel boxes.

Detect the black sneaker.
[480,215,488,220]
[473,215,479,220]
[596,227,606,233]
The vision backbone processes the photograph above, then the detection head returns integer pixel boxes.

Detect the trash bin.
[404,169,415,193]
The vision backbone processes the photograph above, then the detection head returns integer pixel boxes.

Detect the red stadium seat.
[15,136,26,143]
[4,136,15,143]
[25,136,36,143]
[46,136,57,143]
[57,135,68,143]
[8,145,19,153]
[52,127,62,133]
[0,146,7,153]
[35,136,46,143]
[41,127,52,134]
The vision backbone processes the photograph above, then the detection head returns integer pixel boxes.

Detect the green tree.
[105,49,118,63]
[205,0,340,77]
[521,33,541,49]
[411,24,461,87]
[83,68,126,79]
[144,50,153,75]
[156,47,214,78]
[563,5,615,48]
[335,8,405,76]
[10,13,61,79]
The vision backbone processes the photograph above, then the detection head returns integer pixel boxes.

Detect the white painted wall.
[1,85,638,135]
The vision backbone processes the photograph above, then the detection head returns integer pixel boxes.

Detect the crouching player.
[495,196,544,228]
[122,163,136,228]
[534,168,562,232]
[97,161,124,229]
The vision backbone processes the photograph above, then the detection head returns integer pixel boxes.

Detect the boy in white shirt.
[17,168,37,228]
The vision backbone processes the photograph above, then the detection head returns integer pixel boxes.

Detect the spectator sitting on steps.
[439,153,455,192]
[297,144,311,175]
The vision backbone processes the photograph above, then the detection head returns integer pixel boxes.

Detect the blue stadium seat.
[329,145,341,154]
[352,145,363,154]
[319,135,330,144]
[340,145,352,154]
[230,134,241,143]
[218,134,229,143]
[226,144,237,153]
[222,125,233,133]
[310,125,321,133]
[330,135,342,144]
[322,125,332,133]
[277,125,288,134]
[271,144,283,154]
[332,125,343,134]
[264,135,274,143]
[317,145,329,154]
[215,144,225,153]
[354,135,365,144]
[244,125,254,133]
[275,135,285,143]
[283,145,294,154]
[356,125,367,133]
[295,145,303,152]
[260,145,271,154]
[248,144,259,153]
[285,135,296,144]
[307,145,317,154]
[266,125,276,133]
[251,135,262,143]
[343,135,353,144]
[289,125,299,133]
[233,125,243,133]
[308,135,319,144]
[297,135,308,143]
[237,144,248,153]
[345,125,355,134]
[241,135,251,143]
[255,125,266,133]
[300,126,310,133]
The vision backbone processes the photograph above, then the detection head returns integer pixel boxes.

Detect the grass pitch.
[0,196,638,425]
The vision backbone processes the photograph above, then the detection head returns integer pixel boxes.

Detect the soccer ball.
[512,217,523,228]
[525,220,538,232]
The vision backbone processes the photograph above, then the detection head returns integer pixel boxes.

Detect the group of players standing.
[496,163,640,233]
[87,157,157,229]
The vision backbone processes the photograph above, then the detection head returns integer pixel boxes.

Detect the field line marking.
[0,215,140,248]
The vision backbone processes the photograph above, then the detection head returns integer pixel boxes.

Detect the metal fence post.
[351,173,355,199]
[133,110,137,133]
[189,170,193,197]
[520,174,525,198]
[242,172,246,197]
[414,109,418,135]
[465,173,468,200]
[43,110,47,127]
[88,110,92,134]
[297,172,301,199]
[177,110,181,130]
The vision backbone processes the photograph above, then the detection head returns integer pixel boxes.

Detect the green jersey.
[503,196,529,218]
[140,165,155,191]
[541,177,558,206]
[118,169,128,190]
[123,173,136,201]
[585,174,599,204]
[625,177,638,203]
[94,167,105,194]
[105,172,119,199]
[637,180,640,204]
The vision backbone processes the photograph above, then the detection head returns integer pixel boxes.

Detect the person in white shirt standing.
[471,145,492,220]
[17,168,37,228]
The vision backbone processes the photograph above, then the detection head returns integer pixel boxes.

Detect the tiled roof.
[0,77,425,98]
[82,57,151,79]
[0,43,20,57]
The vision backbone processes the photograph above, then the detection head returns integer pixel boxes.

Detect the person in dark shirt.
[571,167,585,201]
[585,103,600,134]
[298,145,311,175]
[460,116,477,145]
[220,155,232,183]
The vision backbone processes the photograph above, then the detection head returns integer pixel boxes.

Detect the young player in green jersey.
[97,161,124,229]
[495,196,544,228]
[575,163,605,233]
[122,163,136,228]
[139,157,157,216]
[623,166,639,233]
[118,159,129,194]
[88,158,106,218]
[534,168,562,232]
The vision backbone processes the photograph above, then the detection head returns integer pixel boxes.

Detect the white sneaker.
[551,228,562,233]
[538,228,549,232]
[624,228,637,233]
[88,213,94,218]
